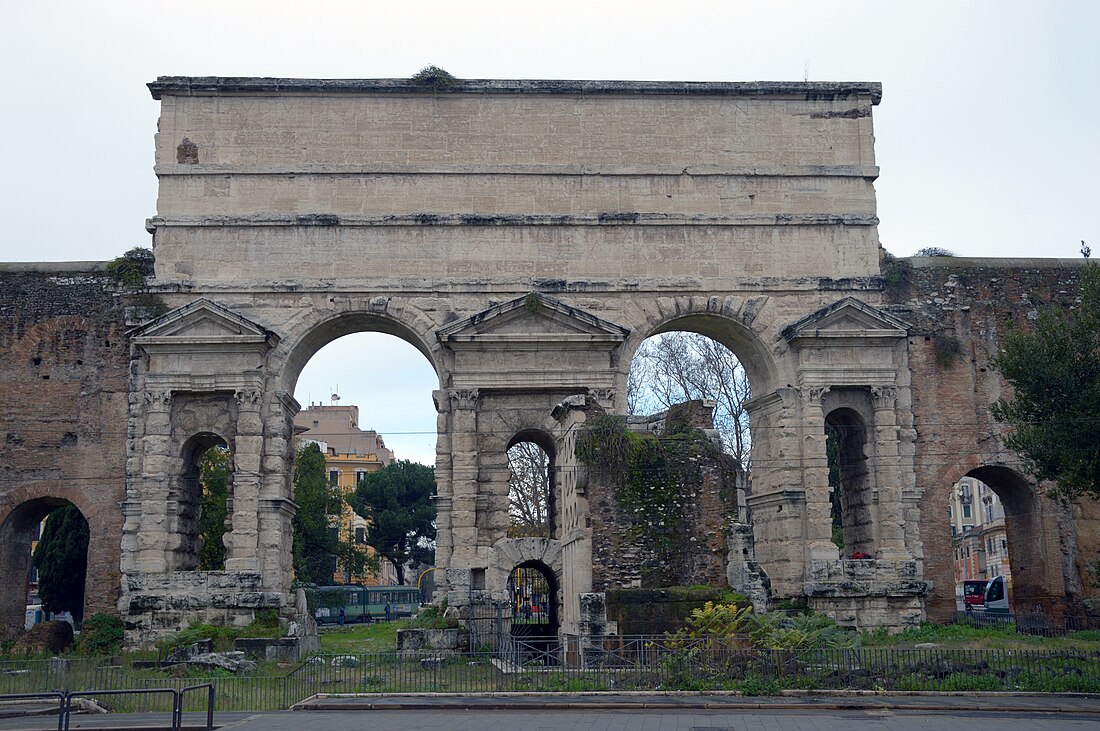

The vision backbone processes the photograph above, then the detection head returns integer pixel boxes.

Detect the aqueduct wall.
[0,77,1096,640]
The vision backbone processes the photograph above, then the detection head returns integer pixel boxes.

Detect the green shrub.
[75,613,125,656]
[105,247,154,289]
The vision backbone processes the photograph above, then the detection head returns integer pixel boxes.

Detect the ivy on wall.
[575,409,739,578]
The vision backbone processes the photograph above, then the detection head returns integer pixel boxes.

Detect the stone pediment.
[438,294,630,346]
[131,298,277,349]
[782,297,909,342]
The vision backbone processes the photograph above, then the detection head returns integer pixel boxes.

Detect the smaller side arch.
[0,490,106,640]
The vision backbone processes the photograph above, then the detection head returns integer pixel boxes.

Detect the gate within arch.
[508,561,559,660]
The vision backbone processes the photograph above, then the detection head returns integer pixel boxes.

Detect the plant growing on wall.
[575,410,738,578]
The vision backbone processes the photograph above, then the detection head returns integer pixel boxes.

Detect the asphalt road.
[1,708,1099,731]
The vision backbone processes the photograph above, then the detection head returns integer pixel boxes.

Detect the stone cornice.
[153,163,880,179]
[146,212,879,231]
[149,77,882,104]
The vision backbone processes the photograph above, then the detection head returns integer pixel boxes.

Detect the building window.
[329,470,339,486]
[1001,539,1007,552]
[355,470,368,485]
[355,527,366,544]
[948,505,953,519]
[985,505,993,522]
[951,526,957,537]
[963,504,971,519]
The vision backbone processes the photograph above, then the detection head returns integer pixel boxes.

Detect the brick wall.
[0,264,130,638]
[888,258,1097,621]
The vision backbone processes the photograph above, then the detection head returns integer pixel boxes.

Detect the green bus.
[306,585,420,624]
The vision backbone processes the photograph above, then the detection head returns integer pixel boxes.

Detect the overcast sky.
[4,1,1095,463]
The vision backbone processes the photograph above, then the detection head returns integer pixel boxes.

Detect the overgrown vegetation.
[991,264,1100,500]
[158,609,284,655]
[575,411,738,580]
[74,613,125,656]
[105,246,167,316]
[880,251,912,302]
[913,246,956,257]
[105,247,155,288]
[410,65,458,89]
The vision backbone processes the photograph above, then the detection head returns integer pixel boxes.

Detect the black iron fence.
[955,610,1100,636]
[4,642,1100,711]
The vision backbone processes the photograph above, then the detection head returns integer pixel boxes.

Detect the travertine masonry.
[3,77,1096,643]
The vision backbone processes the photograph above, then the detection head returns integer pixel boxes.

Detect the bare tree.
[507,441,550,536]
[629,332,752,467]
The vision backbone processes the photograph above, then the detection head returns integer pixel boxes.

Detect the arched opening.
[825,407,873,557]
[627,328,752,468]
[947,474,1014,610]
[290,327,440,588]
[0,497,90,638]
[507,430,556,539]
[173,433,231,571]
[509,560,559,656]
[961,465,1049,615]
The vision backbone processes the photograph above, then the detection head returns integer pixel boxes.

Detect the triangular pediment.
[131,298,277,346]
[782,297,909,341]
[438,294,630,344]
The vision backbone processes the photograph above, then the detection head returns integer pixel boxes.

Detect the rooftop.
[148,77,882,104]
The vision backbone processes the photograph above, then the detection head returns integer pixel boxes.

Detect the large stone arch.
[10,80,1100,647]
[274,304,447,398]
[617,296,787,399]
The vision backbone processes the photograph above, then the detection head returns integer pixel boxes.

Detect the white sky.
[3,1,1096,463]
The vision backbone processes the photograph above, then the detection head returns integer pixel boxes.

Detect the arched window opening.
[177,433,230,571]
[197,445,231,570]
[825,408,872,557]
[507,438,553,538]
[292,331,438,588]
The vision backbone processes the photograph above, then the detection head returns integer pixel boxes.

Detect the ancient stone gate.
[2,77,1097,642]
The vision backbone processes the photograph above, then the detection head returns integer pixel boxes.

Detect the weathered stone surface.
[396,628,463,656]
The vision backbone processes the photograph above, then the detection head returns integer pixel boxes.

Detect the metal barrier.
[4,643,1100,712]
[1,683,214,731]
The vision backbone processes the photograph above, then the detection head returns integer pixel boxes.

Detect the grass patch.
[861,622,1100,651]
[318,621,404,654]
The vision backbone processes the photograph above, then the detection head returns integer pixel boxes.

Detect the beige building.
[950,476,1011,589]
[294,403,397,585]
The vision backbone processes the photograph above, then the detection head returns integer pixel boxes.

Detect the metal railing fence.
[0,684,213,731]
[955,610,1100,636]
[3,643,1100,712]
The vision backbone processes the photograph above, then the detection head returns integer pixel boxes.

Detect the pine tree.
[33,504,90,622]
